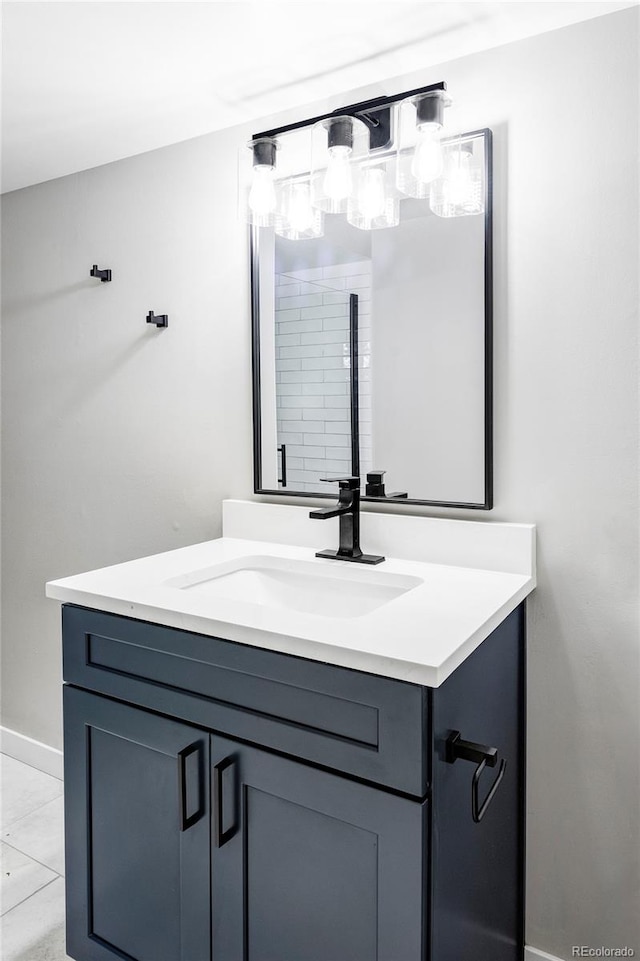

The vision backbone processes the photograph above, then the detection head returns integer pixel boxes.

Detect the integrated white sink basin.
[45,500,536,685]
[165,555,423,619]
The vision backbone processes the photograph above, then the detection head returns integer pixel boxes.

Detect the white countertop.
[46,500,535,687]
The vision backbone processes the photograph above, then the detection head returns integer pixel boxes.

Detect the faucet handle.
[319,476,361,491]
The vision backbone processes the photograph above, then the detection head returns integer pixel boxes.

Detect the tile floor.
[1,753,71,961]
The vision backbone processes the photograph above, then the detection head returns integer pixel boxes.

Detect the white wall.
[1,9,638,960]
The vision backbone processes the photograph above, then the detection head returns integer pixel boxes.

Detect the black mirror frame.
[250,126,493,511]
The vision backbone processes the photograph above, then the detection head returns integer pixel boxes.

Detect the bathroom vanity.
[48,500,535,961]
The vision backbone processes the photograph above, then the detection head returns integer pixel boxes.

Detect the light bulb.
[323,145,352,201]
[287,182,314,232]
[248,165,276,217]
[445,149,473,207]
[359,168,386,221]
[411,123,443,184]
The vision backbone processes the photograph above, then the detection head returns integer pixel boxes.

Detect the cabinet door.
[64,687,210,961]
[211,735,427,961]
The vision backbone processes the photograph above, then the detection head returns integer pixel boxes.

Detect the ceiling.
[1,1,636,193]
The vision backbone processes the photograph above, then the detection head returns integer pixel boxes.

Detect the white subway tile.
[277,432,303,445]
[303,382,347,395]
[280,345,323,359]
[279,319,323,335]
[322,369,350,383]
[302,356,345,370]
[324,396,349,409]
[277,358,302,371]
[312,433,350,447]
[301,304,348,321]
[318,420,351,433]
[274,308,302,323]
[320,343,349,357]
[288,267,324,281]
[280,395,324,408]
[276,285,301,301]
[277,383,302,396]
[298,420,325,432]
[287,470,314,484]
[275,334,301,348]
[348,274,372,289]
[304,459,348,472]
[287,445,325,458]
[278,293,324,310]
[281,370,324,383]
[322,292,349,306]
[300,330,348,346]
[325,447,350,460]
[279,417,304,430]
[286,457,304,469]
[315,409,350,422]
[323,316,351,331]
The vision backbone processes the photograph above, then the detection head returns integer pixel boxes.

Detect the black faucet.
[365,470,408,500]
[309,477,385,565]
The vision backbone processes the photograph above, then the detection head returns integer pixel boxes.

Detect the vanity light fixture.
[347,162,400,231]
[246,137,279,227]
[240,80,484,236]
[395,89,450,199]
[323,117,353,203]
[311,115,368,215]
[430,137,485,218]
[276,178,324,240]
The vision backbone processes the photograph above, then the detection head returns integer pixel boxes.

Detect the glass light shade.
[395,91,448,199]
[430,139,484,218]
[347,164,399,230]
[239,137,280,227]
[276,179,324,240]
[311,115,368,214]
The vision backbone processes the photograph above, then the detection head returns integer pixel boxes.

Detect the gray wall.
[371,210,485,502]
[1,9,638,960]
[1,128,255,749]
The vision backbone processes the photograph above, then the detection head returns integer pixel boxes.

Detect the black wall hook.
[90,265,111,283]
[445,730,507,823]
[146,310,168,329]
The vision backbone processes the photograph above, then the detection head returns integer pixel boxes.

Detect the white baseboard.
[526,948,564,961]
[0,726,63,780]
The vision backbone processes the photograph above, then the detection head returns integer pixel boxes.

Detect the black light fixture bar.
[253,80,446,142]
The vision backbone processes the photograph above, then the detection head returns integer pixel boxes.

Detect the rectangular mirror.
[252,128,492,509]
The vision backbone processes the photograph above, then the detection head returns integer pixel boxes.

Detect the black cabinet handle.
[445,730,507,823]
[213,755,237,847]
[177,741,204,832]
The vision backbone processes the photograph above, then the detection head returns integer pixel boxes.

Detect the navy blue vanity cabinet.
[211,735,427,961]
[63,686,211,961]
[61,602,525,961]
